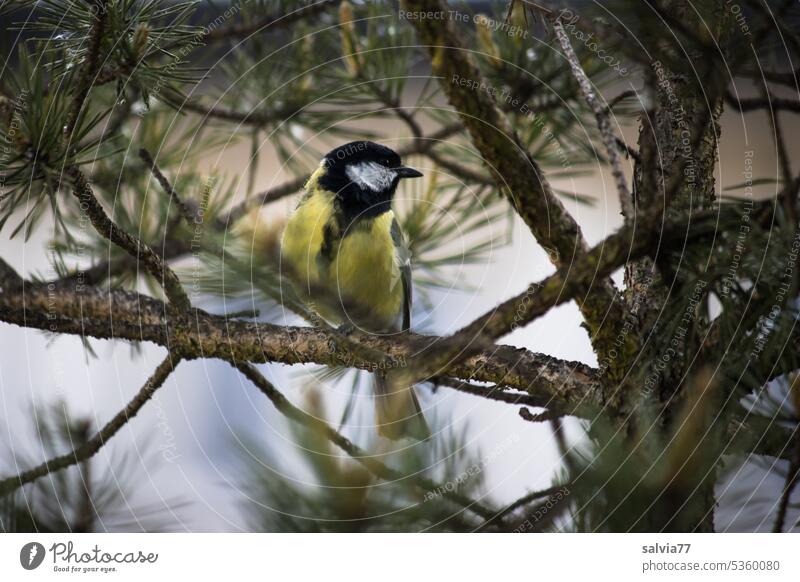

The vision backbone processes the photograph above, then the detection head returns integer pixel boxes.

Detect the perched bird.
[281,141,430,440]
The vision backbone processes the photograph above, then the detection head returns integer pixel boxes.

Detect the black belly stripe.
[317,221,340,275]
[317,206,382,276]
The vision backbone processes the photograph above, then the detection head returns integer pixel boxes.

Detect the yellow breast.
[281,181,404,331]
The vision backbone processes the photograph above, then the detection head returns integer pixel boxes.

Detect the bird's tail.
[374,373,430,441]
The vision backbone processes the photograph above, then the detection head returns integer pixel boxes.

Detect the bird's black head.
[317,141,422,223]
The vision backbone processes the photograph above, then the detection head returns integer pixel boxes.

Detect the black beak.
[395,166,423,179]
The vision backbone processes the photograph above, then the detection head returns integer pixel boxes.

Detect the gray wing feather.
[391,218,412,332]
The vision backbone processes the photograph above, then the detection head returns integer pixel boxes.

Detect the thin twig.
[770,110,793,188]
[225,175,307,224]
[425,150,492,184]
[503,0,517,23]
[180,100,300,127]
[364,82,492,184]
[0,257,23,292]
[139,148,200,224]
[66,166,192,311]
[498,483,571,519]
[763,93,796,223]
[204,0,341,42]
[726,93,800,113]
[64,0,108,139]
[616,137,641,164]
[505,485,572,532]
[234,361,500,523]
[605,89,637,113]
[435,377,562,409]
[553,17,633,219]
[519,407,563,423]
[0,354,179,497]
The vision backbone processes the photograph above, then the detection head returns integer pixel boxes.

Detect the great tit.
[281,141,430,441]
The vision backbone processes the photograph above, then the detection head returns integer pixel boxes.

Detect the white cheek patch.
[345,161,396,192]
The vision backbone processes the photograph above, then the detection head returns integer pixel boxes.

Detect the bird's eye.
[380,158,391,167]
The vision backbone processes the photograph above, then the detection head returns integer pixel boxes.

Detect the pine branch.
[447,212,690,345]
[0,280,599,413]
[234,361,498,522]
[726,93,800,113]
[519,407,564,423]
[180,100,300,127]
[137,152,393,368]
[0,258,22,292]
[401,0,624,360]
[364,80,493,185]
[52,240,192,290]
[615,137,641,164]
[8,189,715,450]
[402,164,719,400]
[433,377,576,410]
[552,17,633,218]
[64,0,108,139]
[139,148,200,224]
[66,167,192,311]
[496,483,572,521]
[0,354,179,497]
[204,0,342,43]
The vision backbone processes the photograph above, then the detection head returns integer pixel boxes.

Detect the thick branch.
[140,161,392,369]
[401,0,622,356]
[451,206,719,350]
[0,283,599,413]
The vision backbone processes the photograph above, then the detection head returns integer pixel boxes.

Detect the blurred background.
[0,0,798,532]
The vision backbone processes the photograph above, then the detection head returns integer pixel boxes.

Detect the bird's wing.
[391,217,412,332]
